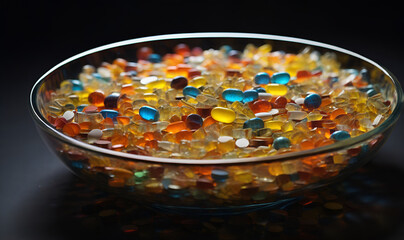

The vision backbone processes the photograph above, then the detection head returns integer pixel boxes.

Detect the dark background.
[1,1,404,239]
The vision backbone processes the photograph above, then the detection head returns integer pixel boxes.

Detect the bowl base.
[149,197,301,216]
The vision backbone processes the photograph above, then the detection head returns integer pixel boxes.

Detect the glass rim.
[29,32,404,165]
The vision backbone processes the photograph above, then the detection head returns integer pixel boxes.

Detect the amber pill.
[62,122,81,137]
[175,130,193,142]
[88,91,105,107]
[272,96,287,108]
[165,121,187,134]
[250,100,272,114]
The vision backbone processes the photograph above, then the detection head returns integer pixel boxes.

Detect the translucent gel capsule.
[330,108,346,120]
[211,107,236,123]
[265,84,288,96]
[170,76,188,90]
[264,120,284,130]
[307,111,323,121]
[272,96,287,109]
[104,92,120,109]
[218,138,235,153]
[287,111,307,121]
[165,121,187,134]
[304,93,322,109]
[271,72,290,84]
[62,122,81,137]
[250,100,272,114]
[231,101,256,118]
[330,130,351,141]
[254,72,271,84]
[100,109,119,119]
[243,117,264,130]
[139,106,160,122]
[189,76,207,88]
[243,89,259,103]
[88,91,105,107]
[222,88,244,102]
[185,114,203,130]
[70,79,84,91]
[233,128,252,139]
[273,137,291,150]
[146,79,167,89]
[183,86,201,98]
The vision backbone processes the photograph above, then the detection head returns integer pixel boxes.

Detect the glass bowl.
[30,33,403,214]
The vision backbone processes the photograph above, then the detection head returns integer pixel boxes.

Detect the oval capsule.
[222,88,244,102]
[211,107,236,123]
[265,84,288,96]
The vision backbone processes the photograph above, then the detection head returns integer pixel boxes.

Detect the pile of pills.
[46,43,391,160]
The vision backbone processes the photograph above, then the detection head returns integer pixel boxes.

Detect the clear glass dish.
[30,33,403,214]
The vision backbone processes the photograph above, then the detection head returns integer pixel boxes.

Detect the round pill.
[218,136,234,143]
[294,97,305,105]
[183,86,201,98]
[62,110,75,122]
[139,106,160,122]
[243,117,264,130]
[70,79,84,91]
[140,76,158,85]
[273,137,291,150]
[254,72,271,84]
[271,72,290,84]
[211,169,229,181]
[171,76,188,89]
[104,92,120,109]
[304,93,322,109]
[228,50,241,60]
[88,91,105,107]
[148,53,161,63]
[88,129,103,140]
[100,109,119,119]
[330,130,351,141]
[185,114,203,130]
[243,89,259,103]
[211,107,236,123]
[222,88,244,102]
[236,138,249,148]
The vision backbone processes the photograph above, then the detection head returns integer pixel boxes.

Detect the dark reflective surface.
[2,1,404,239]
[3,157,404,240]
